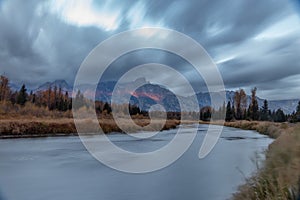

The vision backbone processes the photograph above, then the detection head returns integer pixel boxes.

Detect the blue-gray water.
[0,124,273,200]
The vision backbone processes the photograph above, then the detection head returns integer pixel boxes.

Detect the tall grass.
[232,122,300,200]
[223,121,284,138]
[0,101,72,119]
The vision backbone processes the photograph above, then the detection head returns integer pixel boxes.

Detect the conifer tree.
[17,84,27,106]
[248,87,259,120]
[103,102,112,114]
[225,101,233,121]
[261,99,270,121]
[274,109,286,122]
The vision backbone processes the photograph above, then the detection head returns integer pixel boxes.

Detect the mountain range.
[14,79,299,114]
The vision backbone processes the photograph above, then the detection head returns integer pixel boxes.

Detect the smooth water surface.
[0,124,273,200]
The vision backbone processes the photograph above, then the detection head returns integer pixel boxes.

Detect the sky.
[0,0,300,100]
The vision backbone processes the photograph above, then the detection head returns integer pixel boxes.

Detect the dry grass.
[98,116,180,133]
[0,101,72,119]
[223,120,285,138]
[0,119,76,138]
[0,116,182,138]
[0,102,183,137]
[201,120,300,199]
[226,121,300,200]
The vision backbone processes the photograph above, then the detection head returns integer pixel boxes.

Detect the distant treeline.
[0,75,156,117]
[1,75,300,122]
[200,87,300,123]
[0,75,72,111]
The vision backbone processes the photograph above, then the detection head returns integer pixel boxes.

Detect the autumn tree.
[234,89,247,120]
[46,86,52,109]
[0,75,11,102]
[10,91,18,105]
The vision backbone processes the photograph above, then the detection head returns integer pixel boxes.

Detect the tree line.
[0,75,72,112]
[1,75,300,122]
[0,75,147,116]
[200,87,300,123]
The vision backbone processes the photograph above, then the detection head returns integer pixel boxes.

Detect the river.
[0,124,273,200]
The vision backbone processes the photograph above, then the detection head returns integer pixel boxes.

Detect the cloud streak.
[0,0,299,100]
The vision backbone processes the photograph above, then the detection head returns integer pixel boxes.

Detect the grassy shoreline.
[0,117,184,139]
[202,120,300,200]
[200,120,290,138]
[232,121,300,200]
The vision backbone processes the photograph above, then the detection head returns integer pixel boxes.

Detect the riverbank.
[201,120,300,199]
[0,117,183,139]
[232,121,300,200]
[200,120,288,138]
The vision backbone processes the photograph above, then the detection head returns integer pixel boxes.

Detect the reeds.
[232,122,300,200]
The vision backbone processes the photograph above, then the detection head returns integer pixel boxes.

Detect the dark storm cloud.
[0,0,111,88]
[0,0,299,99]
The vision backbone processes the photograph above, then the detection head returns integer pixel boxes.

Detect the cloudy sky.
[0,0,300,100]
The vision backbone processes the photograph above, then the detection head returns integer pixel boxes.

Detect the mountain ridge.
[31,79,299,114]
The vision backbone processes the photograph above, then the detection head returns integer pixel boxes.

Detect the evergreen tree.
[232,105,236,120]
[103,102,112,114]
[297,101,300,113]
[129,104,141,115]
[74,90,85,109]
[53,85,58,110]
[225,101,233,121]
[248,87,259,120]
[261,99,270,121]
[16,84,27,106]
[200,106,212,121]
[47,86,52,109]
[32,94,36,104]
[290,101,300,122]
[274,109,286,122]
[65,91,71,111]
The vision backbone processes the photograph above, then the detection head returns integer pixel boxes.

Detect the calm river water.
[0,124,273,200]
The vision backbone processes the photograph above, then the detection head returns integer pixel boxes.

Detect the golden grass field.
[0,116,184,138]
[201,120,300,200]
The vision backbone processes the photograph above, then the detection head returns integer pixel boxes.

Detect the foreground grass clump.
[233,122,300,200]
